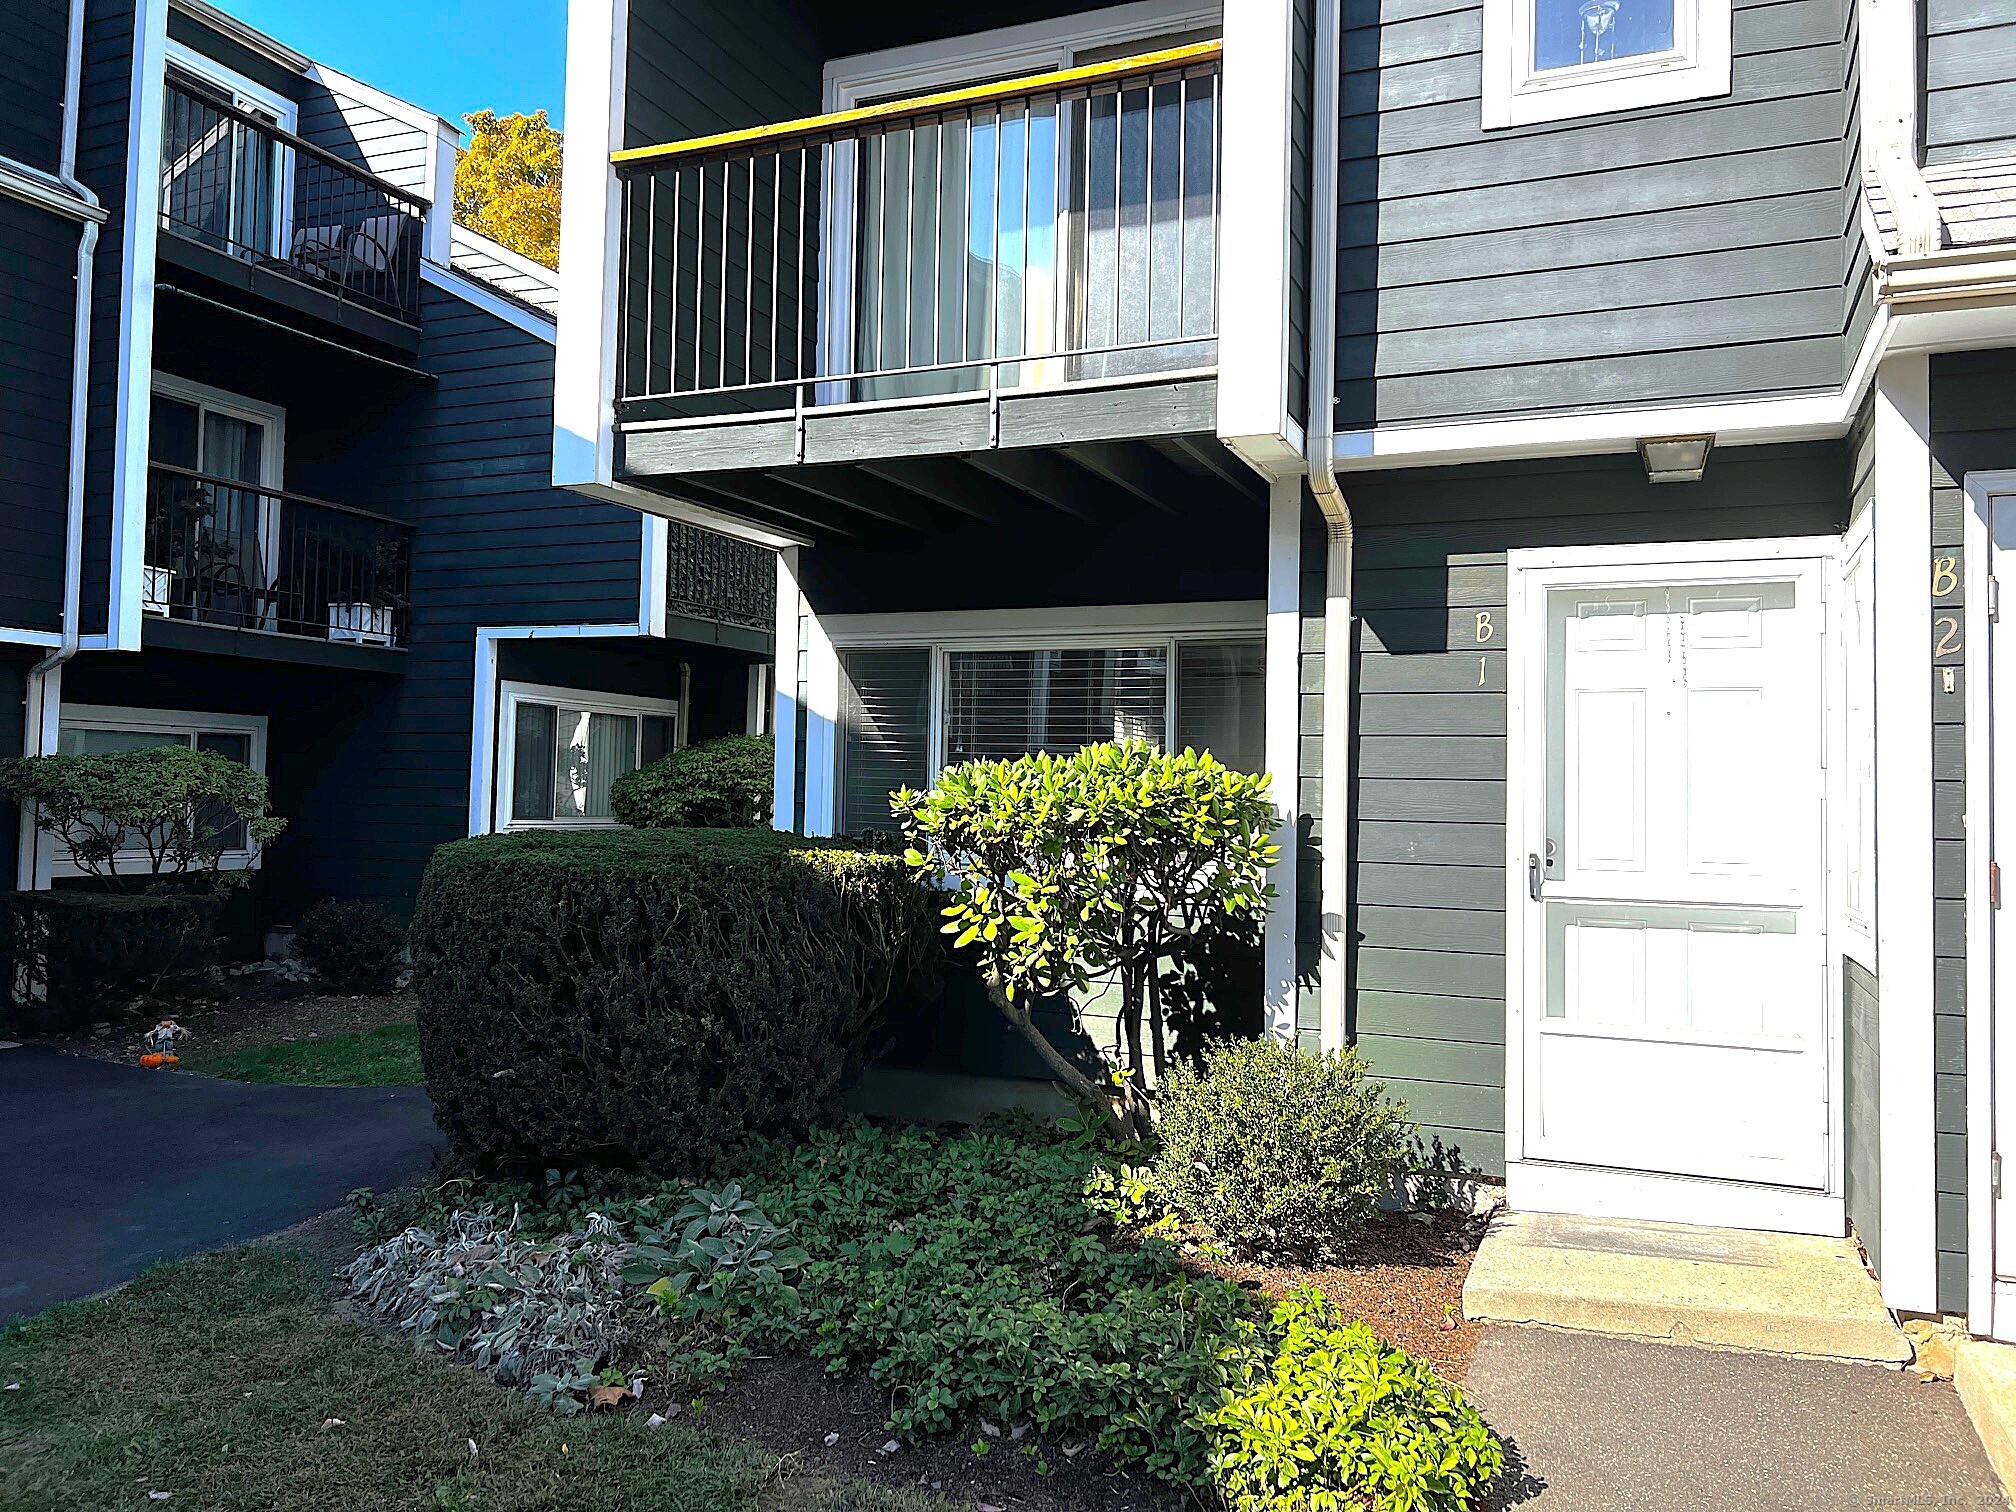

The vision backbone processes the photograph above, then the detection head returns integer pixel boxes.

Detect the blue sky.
[211,0,569,135]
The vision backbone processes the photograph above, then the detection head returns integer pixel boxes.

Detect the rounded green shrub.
[1211,1287,1503,1512]
[408,828,939,1173]
[610,735,773,829]
[1155,1036,1412,1256]
[292,897,407,995]
[0,889,221,1032]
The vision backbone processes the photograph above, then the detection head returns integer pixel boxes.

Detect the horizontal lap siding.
[298,87,432,195]
[286,285,650,907]
[1,0,68,172]
[625,0,823,150]
[76,0,134,640]
[1335,0,1855,428]
[1844,395,1880,1270]
[0,196,77,635]
[1928,348,2016,1311]
[1924,0,2016,164]
[1342,442,1849,1176]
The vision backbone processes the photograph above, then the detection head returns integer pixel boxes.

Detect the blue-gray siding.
[1844,959,1881,1273]
[298,84,433,194]
[624,0,823,151]
[0,195,76,635]
[1335,0,1858,428]
[1334,442,1850,1174]
[1928,346,2016,1311]
[1,0,69,173]
[1923,0,2016,165]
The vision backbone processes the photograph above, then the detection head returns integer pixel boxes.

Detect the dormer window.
[1482,0,1730,128]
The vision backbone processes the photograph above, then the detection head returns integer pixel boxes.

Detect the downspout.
[19,0,101,888]
[1304,0,1352,1054]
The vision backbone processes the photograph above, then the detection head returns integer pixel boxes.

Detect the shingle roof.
[1866,153,2016,256]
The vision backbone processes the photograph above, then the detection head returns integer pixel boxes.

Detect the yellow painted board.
[611,40,1222,168]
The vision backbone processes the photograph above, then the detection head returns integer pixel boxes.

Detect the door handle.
[1528,853,1544,903]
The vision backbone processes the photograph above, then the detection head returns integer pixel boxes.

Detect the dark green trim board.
[1927,347,2016,1312]
[1312,443,1851,1177]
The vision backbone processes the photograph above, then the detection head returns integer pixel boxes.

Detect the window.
[48,706,269,876]
[497,683,678,829]
[1481,0,1729,129]
[160,41,298,259]
[836,629,1263,833]
[146,376,285,627]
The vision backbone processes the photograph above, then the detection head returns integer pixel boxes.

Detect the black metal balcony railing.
[160,78,426,323]
[144,463,415,649]
[665,521,776,631]
[612,42,1222,416]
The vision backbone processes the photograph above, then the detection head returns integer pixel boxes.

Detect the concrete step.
[1463,1209,1911,1364]
[1958,1338,2016,1503]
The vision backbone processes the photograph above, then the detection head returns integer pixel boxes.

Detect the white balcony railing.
[612,41,1222,418]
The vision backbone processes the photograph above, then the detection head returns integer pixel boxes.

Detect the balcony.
[611,42,1224,495]
[160,78,425,327]
[664,521,776,634]
[144,463,415,658]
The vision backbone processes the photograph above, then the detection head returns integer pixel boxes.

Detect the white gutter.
[18,0,101,888]
[1303,0,1353,1055]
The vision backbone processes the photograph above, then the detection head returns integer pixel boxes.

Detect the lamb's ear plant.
[894,740,1277,1141]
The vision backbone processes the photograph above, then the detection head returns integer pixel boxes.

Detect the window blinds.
[840,648,933,833]
[1173,639,1265,773]
[944,646,1168,766]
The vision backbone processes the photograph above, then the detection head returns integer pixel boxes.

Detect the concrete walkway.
[1469,1325,2008,1510]
[0,1044,442,1321]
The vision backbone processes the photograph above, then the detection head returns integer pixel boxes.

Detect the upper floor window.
[1482,0,1730,129]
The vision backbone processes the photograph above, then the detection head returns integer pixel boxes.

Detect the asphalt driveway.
[0,1044,442,1321]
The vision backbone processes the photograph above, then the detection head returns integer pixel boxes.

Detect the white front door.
[1511,547,1837,1229]
[1983,481,2016,1336]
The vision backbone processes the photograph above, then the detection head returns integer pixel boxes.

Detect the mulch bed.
[1175,1207,1495,1382]
[695,1352,1189,1512]
[22,972,416,1067]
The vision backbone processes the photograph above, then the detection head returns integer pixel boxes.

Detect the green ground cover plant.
[361,1116,1500,1510]
[0,1247,945,1512]
[181,1020,423,1085]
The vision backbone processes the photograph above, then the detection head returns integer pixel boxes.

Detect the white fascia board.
[0,159,107,222]
[168,0,308,71]
[562,478,808,551]
[420,261,557,343]
[1872,351,1939,1312]
[111,0,169,652]
[552,0,626,493]
[1214,0,1299,469]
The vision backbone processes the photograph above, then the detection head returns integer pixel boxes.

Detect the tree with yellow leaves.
[453,109,562,269]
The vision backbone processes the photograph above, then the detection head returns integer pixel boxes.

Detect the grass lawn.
[0,1247,944,1512]
[179,1021,424,1086]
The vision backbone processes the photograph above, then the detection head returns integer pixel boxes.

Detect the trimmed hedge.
[1,889,221,1032]
[610,735,773,829]
[409,828,939,1172]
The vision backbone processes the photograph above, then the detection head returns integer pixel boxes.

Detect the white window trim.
[494,680,681,833]
[46,704,270,878]
[817,599,1264,836]
[815,0,1223,398]
[1480,0,1731,130]
[150,372,287,487]
[162,38,299,258]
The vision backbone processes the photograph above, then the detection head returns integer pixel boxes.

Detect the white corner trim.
[1480,0,1731,131]
[1215,0,1298,470]
[1262,478,1301,1043]
[552,0,625,493]
[771,548,803,833]
[1964,469,2012,1335]
[420,261,558,343]
[641,514,669,638]
[803,609,840,837]
[1872,351,1940,1311]
[111,0,170,653]
[468,620,654,836]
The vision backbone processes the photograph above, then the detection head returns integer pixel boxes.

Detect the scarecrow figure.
[139,1019,188,1068]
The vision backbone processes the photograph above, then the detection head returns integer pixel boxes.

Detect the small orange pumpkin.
[161,1053,179,1065]
[139,1053,166,1068]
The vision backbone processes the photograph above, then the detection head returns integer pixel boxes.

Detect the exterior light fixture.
[1637,434,1714,484]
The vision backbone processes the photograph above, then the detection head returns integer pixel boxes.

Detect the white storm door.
[1986,485,2016,1323]
[1525,562,1830,1190]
